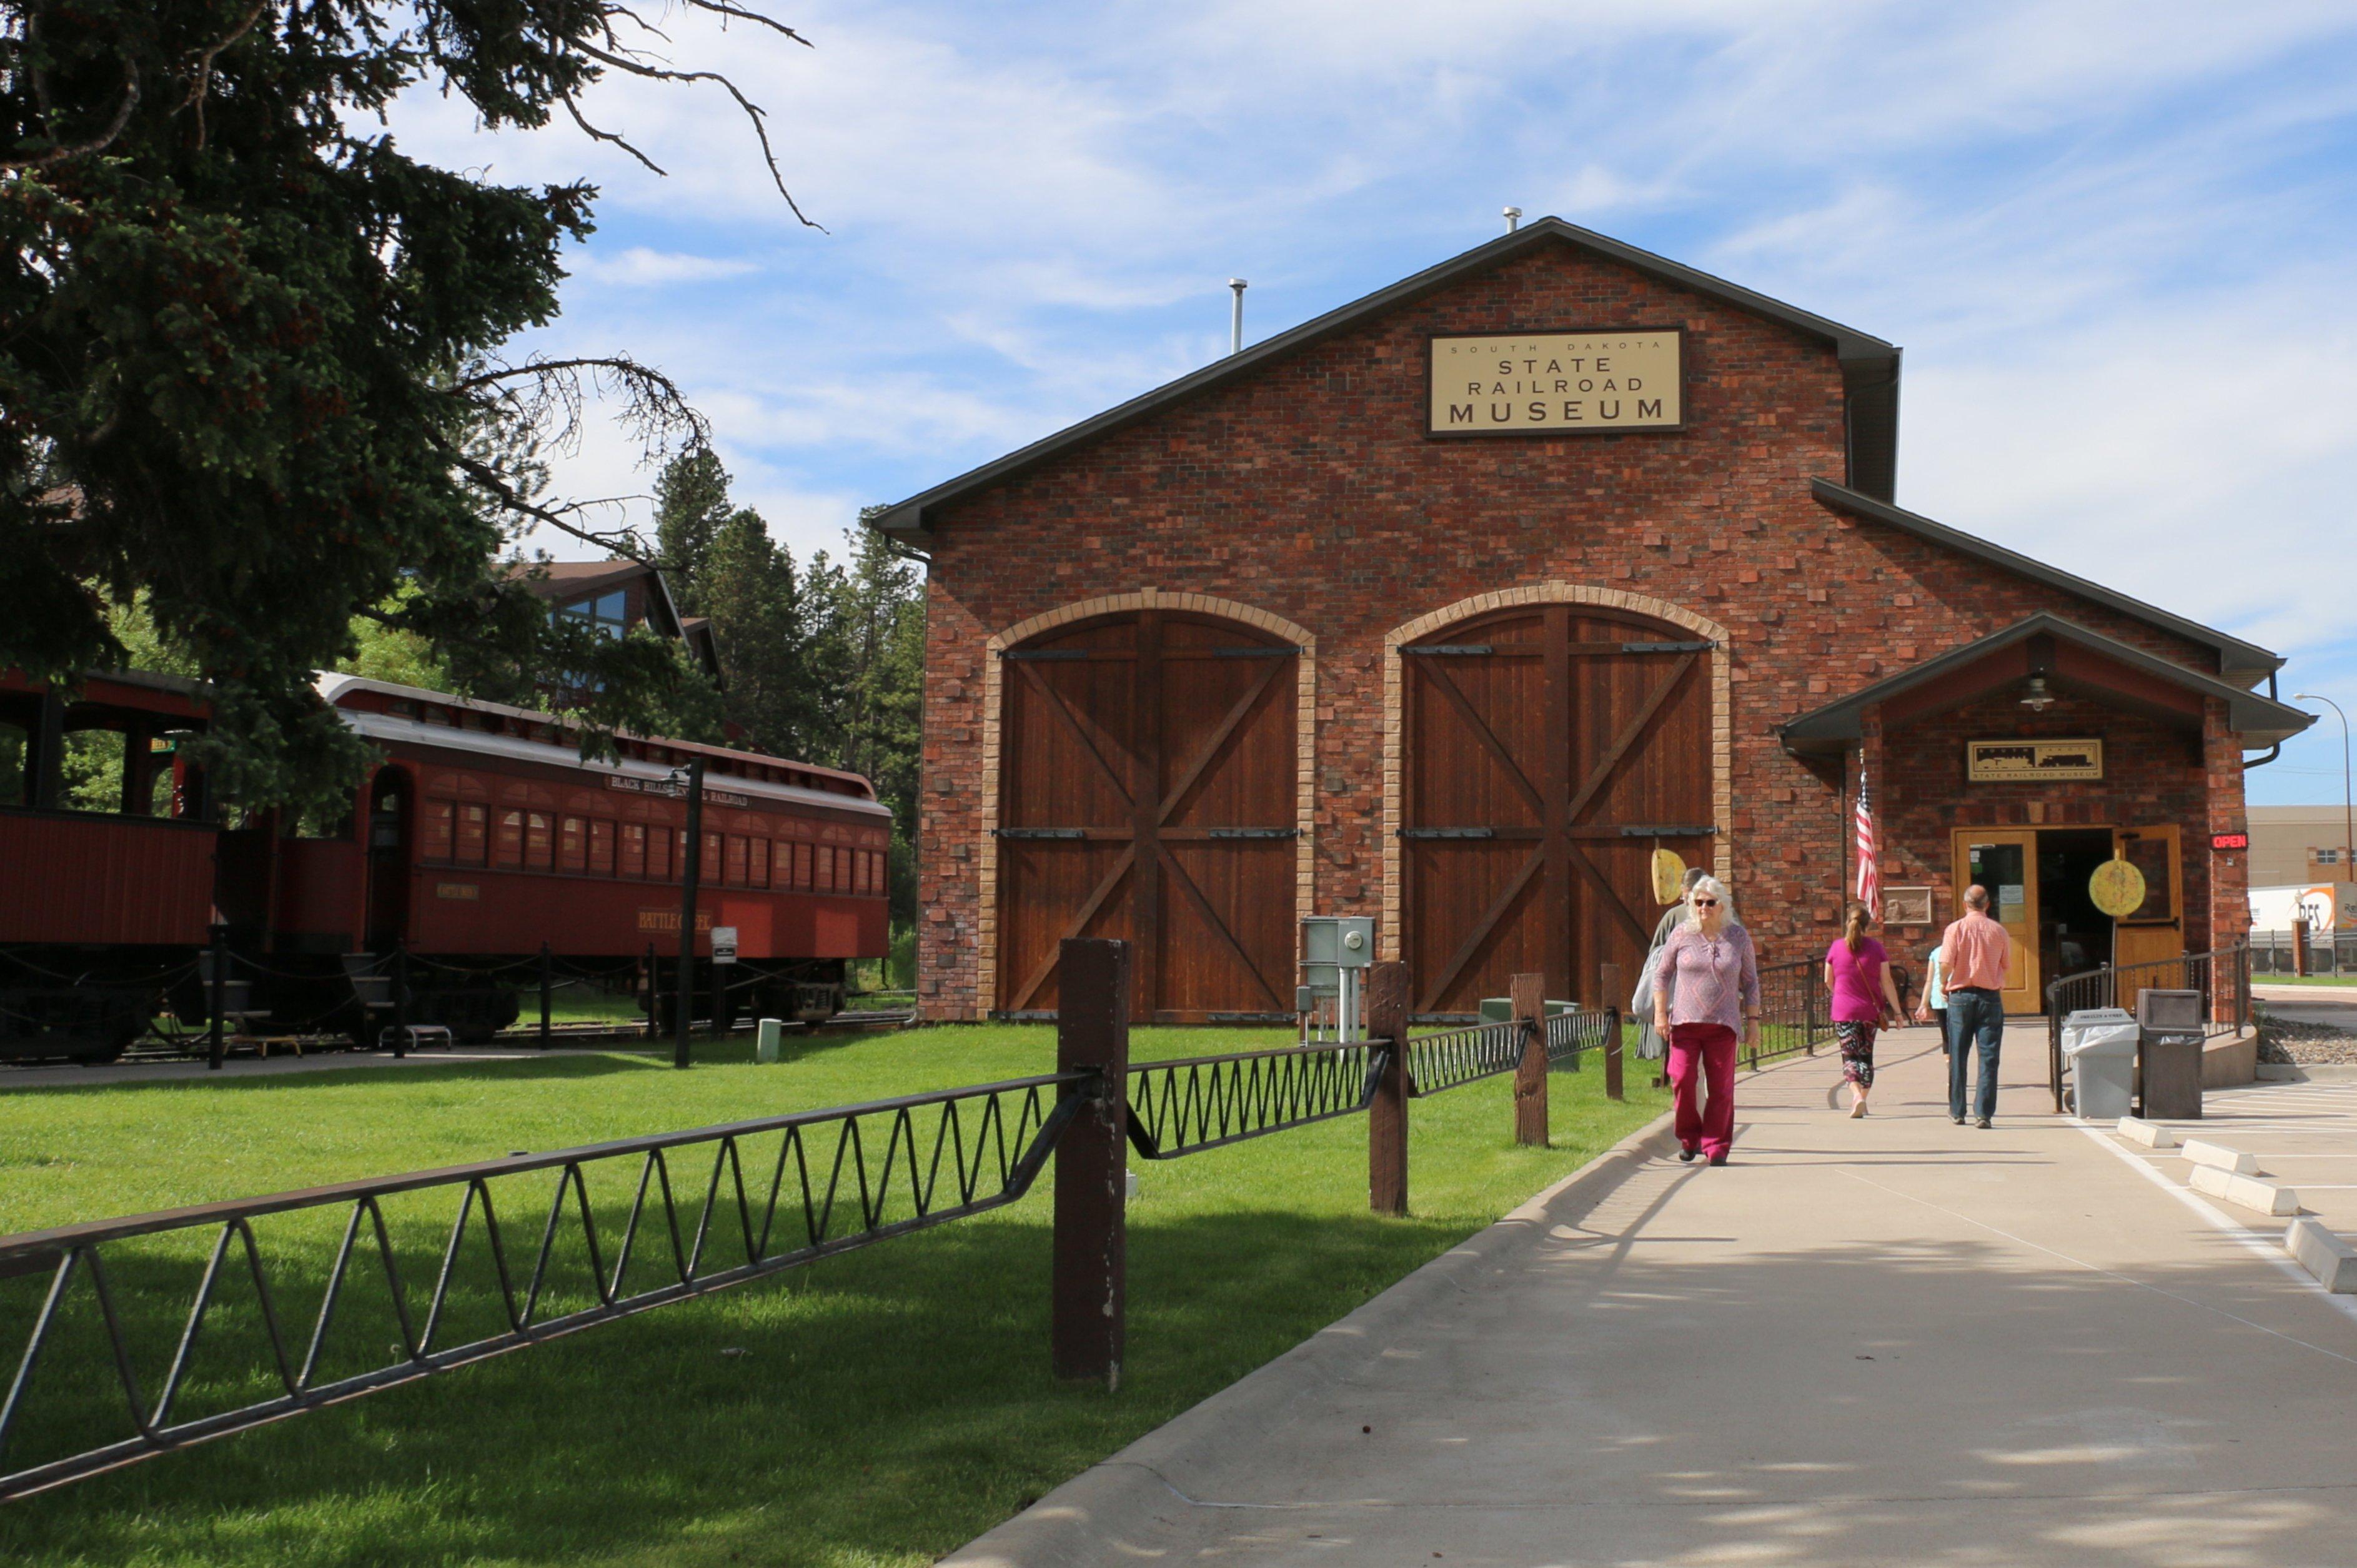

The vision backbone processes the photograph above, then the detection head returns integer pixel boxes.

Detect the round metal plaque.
[2089,857,2147,920]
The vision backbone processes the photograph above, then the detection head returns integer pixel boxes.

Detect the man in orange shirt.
[1939,885,2012,1128]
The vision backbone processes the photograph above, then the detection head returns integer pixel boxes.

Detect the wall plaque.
[1882,886,1933,927]
[1966,738,2103,783]
[1427,329,1683,436]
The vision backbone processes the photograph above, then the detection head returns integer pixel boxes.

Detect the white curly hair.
[1682,873,1736,931]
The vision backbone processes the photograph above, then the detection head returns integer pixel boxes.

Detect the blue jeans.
[1946,988,2004,1121]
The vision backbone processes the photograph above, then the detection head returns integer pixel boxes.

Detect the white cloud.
[567,247,758,287]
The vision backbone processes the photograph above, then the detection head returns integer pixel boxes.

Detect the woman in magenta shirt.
[1825,902,1904,1118]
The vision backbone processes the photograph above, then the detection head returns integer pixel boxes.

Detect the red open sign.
[2210,831,2250,851]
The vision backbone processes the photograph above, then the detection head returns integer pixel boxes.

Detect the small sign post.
[710,926,738,966]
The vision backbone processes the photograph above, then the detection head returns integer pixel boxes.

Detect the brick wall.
[1874,687,2212,953]
[913,240,2252,1019]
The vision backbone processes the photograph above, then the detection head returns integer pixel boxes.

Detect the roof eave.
[872,216,1899,537]
[1809,479,2280,683]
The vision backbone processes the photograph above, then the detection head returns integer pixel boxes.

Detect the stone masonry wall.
[912,241,2246,1020]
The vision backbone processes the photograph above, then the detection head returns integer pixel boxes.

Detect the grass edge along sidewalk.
[0,1013,1664,1567]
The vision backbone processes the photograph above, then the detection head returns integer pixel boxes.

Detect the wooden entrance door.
[1401,605,1714,1019]
[1953,830,2040,1012]
[995,610,1299,1023]
[2111,825,2184,1014]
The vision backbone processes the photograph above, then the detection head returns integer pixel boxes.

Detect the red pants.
[1668,1023,1739,1159]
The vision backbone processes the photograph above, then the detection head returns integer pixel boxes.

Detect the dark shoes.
[1976,1117,1993,1129]
[1707,1153,1729,1166]
[1678,1144,1699,1163]
[1952,1115,1966,1125]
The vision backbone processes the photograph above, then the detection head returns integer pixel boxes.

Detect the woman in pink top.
[1650,875,1761,1166]
[1825,902,1903,1118]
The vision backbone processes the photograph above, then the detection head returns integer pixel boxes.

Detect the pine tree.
[653,449,736,618]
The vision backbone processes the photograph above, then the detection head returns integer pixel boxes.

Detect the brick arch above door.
[1381,583,1733,969]
[978,589,1317,1016]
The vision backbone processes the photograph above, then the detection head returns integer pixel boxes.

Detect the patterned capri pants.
[1835,1020,1878,1089]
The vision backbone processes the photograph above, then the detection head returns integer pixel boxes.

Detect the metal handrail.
[2042,939,2251,1111]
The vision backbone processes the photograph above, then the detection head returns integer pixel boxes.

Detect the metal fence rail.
[1,949,1630,1504]
[2043,940,2251,1111]
[1124,1041,1384,1159]
[1752,956,1832,1067]
[0,1073,1086,1502]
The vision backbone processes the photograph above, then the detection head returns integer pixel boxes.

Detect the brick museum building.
[874,219,2311,1023]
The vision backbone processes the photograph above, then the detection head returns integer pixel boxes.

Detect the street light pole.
[2294,693,2353,885]
[675,755,705,1068]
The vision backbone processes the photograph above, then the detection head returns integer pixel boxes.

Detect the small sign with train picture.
[1965,738,2103,783]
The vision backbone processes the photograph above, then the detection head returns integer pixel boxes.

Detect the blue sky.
[390,0,2357,806]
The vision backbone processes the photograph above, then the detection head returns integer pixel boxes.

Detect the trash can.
[2136,989,2205,1120]
[2061,1007,2140,1121]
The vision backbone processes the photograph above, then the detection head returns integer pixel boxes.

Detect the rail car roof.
[316,675,891,820]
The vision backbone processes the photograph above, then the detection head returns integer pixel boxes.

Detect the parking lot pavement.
[2251,981,2357,1033]
[2111,1073,2357,1263]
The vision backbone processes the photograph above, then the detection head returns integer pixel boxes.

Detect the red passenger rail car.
[0,668,891,1058]
[0,669,219,1060]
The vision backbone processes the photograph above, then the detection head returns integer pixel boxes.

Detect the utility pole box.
[1301,916,1375,1041]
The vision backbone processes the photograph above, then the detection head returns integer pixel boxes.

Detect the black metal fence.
[1752,956,1833,1067]
[2042,940,2251,1112]
[0,948,1624,1502]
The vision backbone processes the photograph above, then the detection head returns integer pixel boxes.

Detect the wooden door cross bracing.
[998,611,1299,1018]
[1404,607,1713,1015]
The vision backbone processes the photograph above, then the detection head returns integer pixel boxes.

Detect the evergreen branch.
[2,51,139,168]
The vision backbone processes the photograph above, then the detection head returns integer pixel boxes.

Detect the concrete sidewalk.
[951,1023,2357,1567]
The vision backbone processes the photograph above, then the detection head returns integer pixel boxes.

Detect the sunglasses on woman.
[1692,896,1719,906]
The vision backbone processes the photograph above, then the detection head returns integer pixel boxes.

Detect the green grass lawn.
[0,1024,1667,1567]
[2250,971,2357,988]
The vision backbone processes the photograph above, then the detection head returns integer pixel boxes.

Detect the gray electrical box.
[1302,916,1374,970]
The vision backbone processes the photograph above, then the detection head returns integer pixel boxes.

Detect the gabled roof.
[1775,613,2312,754]
[1809,479,2280,683]
[872,217,1902,538]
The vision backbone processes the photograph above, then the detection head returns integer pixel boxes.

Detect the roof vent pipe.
[1503,206,1522,232]
[1228,279,1247,355]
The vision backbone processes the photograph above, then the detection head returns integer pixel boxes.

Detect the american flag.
[1853,748,1879,911]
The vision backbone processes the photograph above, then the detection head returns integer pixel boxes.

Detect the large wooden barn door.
[1402,605,1714,1019]
[996,610,1298,1023]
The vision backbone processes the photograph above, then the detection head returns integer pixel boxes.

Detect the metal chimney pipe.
[1503,206,1522,233]
[1229,279,1248,355]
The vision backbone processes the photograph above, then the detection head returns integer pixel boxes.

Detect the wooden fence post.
[1599,961,1625,1102]
[1511,971,1547,1146]
[1052,937,1130,1388]
[1366,961,1410,1216]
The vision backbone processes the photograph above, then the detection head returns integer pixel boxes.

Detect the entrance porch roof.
[1775,613,2314,757]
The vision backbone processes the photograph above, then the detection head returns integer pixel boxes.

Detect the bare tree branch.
[2,51,138,169]
[570,36,825,231]
[680,0,814,47]
[175,0,272,150]
[560,88,667,176]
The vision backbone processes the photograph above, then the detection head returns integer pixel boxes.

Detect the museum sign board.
[1427,329,1684,436]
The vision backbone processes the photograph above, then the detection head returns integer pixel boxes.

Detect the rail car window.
[588,818,615,876]
[860,850,876,895]
[456,803,489,865]
[750,837,770,888]
[620,821,647,878]
[558,815,585,873]
[422,800,455,861]
[792,841,813,890]
[816,845,836,892]
[526,812,554,871]
[648,823,672,881]
[701,831,723,885]
[493,808,524,868]
[725,834,749,887]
